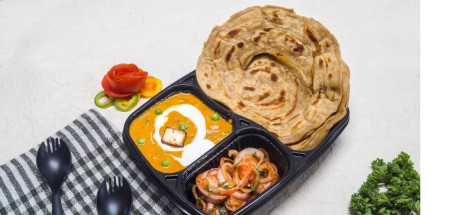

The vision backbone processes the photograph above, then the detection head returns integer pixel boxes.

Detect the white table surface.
[0,0,419,214]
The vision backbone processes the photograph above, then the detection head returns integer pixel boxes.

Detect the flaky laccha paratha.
[196,5,350,150]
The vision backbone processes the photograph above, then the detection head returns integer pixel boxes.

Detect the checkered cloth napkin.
[0,109,182,214]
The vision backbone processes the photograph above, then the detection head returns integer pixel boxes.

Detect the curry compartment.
[123,77,236,172]
[182,129,291,215]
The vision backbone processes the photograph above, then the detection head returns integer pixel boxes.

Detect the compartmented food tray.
[123,71,350,214]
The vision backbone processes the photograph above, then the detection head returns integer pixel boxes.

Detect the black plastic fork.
[36,138,72,215]
[96,176,133,215]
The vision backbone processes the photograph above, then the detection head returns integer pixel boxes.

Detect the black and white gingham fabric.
[0,109,181,214]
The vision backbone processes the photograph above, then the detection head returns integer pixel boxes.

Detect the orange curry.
[129,93,232,173]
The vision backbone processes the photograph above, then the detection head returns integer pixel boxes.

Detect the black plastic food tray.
[123,71,349,214]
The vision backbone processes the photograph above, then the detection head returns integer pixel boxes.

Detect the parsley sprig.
[350,152,420,215]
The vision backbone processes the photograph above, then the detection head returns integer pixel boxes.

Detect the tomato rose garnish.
[101,64,148,97]
[95,63,162,112]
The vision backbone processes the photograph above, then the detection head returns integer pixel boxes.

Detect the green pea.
[161,160,170,168]
[179,123,188,131]
[138,138,146,145]
[210,113,220,121]
[155,109,163,115]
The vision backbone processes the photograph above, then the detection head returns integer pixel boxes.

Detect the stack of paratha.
[196,5,350,150]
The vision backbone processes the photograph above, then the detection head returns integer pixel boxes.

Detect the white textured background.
[0,0,419,214]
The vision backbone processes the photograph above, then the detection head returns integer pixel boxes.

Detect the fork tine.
[109,177,113,194]
[110,177,114,193]
[112,177,115,192]
[54,138,59,151]
[59,139,67,150]
[51,140,55,153]
[105,178,110,194]
[46,138,51,153]
[51,138,56,153]
[109,178,112,194]
[114,176,118,190]
[112,177,116,192]
[40,141,45,153]
[55,140,59,151]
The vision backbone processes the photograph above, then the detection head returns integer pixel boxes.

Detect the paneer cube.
[161,127,186,147]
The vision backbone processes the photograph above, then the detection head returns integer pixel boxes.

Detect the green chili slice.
[259,169,268,177]
[114,93,139,112]
[94,91,114,108]
[251,172,260,191]
[220,207,227,215]
[205,181,212,194]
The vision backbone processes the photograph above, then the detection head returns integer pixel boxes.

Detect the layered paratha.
[196,5,350,150]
